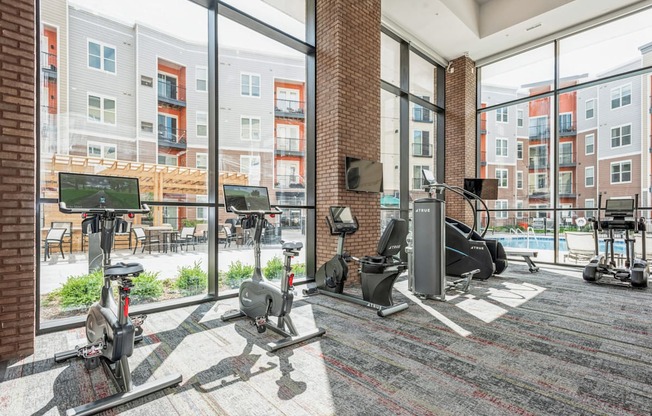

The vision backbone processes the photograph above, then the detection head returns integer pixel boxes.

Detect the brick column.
[445,55,476,225]
[315,0,381,282]
[0,0,36,362]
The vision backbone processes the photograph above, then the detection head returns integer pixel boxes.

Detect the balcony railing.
[528,187,549,199]
[529,125,550,139]
[528,157,549,169]
[41,52,57,79]
[275,174,305,189]
[412,111,432,123]
[275,100,305,118]
[158,80,186,107]
[559,151,575,167]
[412,143,433,157]
[275,137,304,156]
[480,150,487,166]
[559,121,576,137]
[158,126,187,149]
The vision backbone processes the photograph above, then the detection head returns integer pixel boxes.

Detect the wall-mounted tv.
[463,178,498,200]
[345,157,383,193]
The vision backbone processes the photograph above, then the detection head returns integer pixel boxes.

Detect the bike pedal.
[131,314,147,328]
[76,341,104,359]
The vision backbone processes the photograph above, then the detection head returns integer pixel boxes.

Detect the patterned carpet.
[1,263,651,415]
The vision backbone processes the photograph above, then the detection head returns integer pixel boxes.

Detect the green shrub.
[130,271,164,301]
[263,256,284,280]
[292,262,306,278]
[224,260,254,288]
[58,268,104,308]
[176,260,208,294]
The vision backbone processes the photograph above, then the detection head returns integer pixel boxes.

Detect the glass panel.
[221,0,306,42]
[217,207,308,295]
[219,15,306,204]
[409,101,435,198]
[479,44,555,107]
[409,51,434,103]
[39,203,209,322]
[559,8,652,85]
[381,32,400,86]
[381,90,400,207]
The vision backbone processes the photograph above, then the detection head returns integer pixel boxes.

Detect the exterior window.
[585,199,595,219]
[196,111,208,137]
[141,121,153,133]
[610,161,631,184]
[516,200,523,219]
[196,153,208,169]
[585,99,595,119]
[559,142,573,165]
[158,154,177,166]
[610,84,631,109]
[529,173,547,194]
[196,66,207,92]
[413,130,431,156]
[495,137,508,157]
[611,124,631,148]
[559,172,572,195]
[158,114,181,142]
[516,171,523,189]
[412,165,430,189]
[196,195,208,221]
[495,200,508,219]
[241,73,261,97]
[87,142,116,160]
[585,166,594,187]
[413,100,431,122]
[88,94,116,124]
[241,117,261,140]
[516,142,523,159]
[585,134,595,155]
[240,155,261,185]
[88,40,115,73]
[495,169,508,188]
[559,113,573,134]
[158,73,178,100]
[529,145,547,168]
[517,109,523,127]
[496,107,508,123]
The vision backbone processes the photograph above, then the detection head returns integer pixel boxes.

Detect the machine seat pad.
[282,241,303,251]
[360,255,388,273]
[106,262,144,277]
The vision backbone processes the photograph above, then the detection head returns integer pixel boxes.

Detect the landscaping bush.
[224,260,254,288]
[130,271,164,301]
[58,268,104,308]
[176,260,208,294]
[263,256,284,280]
[292,263,306,278]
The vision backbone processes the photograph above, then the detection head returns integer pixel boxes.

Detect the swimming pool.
[494,235,626,254]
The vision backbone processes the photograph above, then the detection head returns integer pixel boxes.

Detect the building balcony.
[275,137,305,157]
[528,188,549,200]
[158,126,187,149]
[412,143,433,157]
[559,152,576,167]
[275,100,305,119]
[412,112,432,123]
[559,192,577,199]
[529,125,550,140]
[559,122,576,137]
[480,150,487,166]
[275,174,305,189]
[158,80,186,108]
[41,52,57,80]
[528,157,549,169]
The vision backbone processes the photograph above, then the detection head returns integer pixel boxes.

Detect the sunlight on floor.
[454,281,546,323]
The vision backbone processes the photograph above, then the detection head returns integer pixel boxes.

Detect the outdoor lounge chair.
[564,231,596,263]
[44,227,67,260]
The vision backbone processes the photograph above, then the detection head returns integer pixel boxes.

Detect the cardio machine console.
[329,206,358,234]
[601,198,636,230]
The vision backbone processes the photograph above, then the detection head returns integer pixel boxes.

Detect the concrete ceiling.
[382,0,651,64]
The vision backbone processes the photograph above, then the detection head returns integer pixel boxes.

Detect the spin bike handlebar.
[229,206,283,216]
[59,202,151,216]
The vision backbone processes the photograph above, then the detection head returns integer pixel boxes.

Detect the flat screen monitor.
[330,207,355,224]
[223,185,271,212]
[345,157,383,193]
[59,172,141,210]
[605,198,634,216]
[422,169,435,186]
[463,178,499,200]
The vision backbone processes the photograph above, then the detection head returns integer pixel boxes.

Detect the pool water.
[494,236,627,254]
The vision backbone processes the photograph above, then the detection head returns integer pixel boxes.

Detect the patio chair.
[218,225,239,248]
[50,221,73,255]
[564,231,596,264]
[132,227,161,254]
[178,226,196,251]
[194,223,208,243]
[633,234,652,260]
[44,227,67,260]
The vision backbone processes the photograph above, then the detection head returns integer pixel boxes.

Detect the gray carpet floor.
[1,263,651,415]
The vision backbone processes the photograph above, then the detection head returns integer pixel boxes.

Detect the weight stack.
[412,197,446,299]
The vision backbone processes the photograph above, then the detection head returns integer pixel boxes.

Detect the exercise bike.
[53,172,181,416]
[303,206,409,317]
[221,185,325,351]
[583,194,648,288]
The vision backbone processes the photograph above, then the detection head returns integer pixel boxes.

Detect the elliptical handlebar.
[59,201,151,216]
[229,206,283,217]
[424,181,483,240]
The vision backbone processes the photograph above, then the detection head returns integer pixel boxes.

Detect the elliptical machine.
[303,206,409,317]
[583,194,648,288]
[221,185,325,351]
[53,172,181,416]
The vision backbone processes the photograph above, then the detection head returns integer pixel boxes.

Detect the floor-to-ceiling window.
[477,6,652,265]
[37,0,315,330]
[380,28,445,232]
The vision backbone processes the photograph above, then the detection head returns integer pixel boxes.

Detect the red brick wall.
[0,0,36,361]
[445,56,476,225]
[315,0,381,282]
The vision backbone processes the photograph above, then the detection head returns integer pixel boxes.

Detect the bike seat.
[105,262,144,278]
[282,241,303,251]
